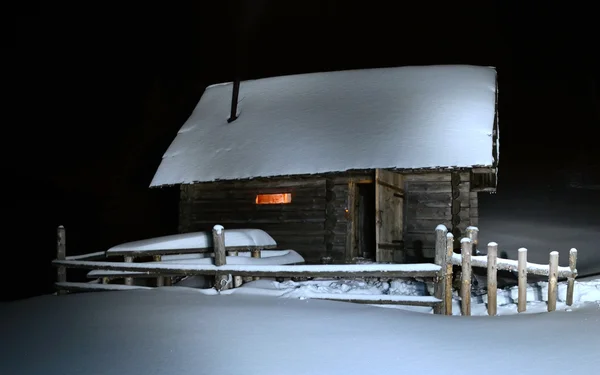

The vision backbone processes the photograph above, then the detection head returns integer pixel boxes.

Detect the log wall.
[180,177,327,263]
[403,172,471,260]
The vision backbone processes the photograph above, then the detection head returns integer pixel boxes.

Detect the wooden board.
[375,169,405,263]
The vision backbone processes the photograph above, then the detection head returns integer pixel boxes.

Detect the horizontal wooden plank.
[405,219,452,233]
[55,282,153,292]
[189,218,325,224]
[185,185,327,197]
[403,173,451,182]
[406,182,452,193]
[308,295,441,307]
[450,254,575,278]
[53,260,442,278]
[406,193,468,207]
[190,210,325,221]
[185,178,326,190]
[405,206,452,219]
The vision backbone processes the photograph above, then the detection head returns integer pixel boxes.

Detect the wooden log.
[566,248,578,306]
[487,242,498,316]
[548,251,559,312]
[460,238,472,316]
[433,225,448,315]
[517,248,527,313]
[52,259,441,278]
[445,232,454,315]
[56,226,67,295]
[212,225,229,291]
[466,226,479,252]
[311,295,442,307]
[55,282,152,293]
[449,254,573,278]
[123,256,134,286]
[153,255,164,287]
[251,248,261,281]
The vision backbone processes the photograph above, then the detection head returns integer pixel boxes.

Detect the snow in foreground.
[179,275,600,316]
[1,288,599,375]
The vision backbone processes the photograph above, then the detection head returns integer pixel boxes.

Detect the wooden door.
[375,169,405,263]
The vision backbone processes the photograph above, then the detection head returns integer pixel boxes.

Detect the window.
[255,193,292,204]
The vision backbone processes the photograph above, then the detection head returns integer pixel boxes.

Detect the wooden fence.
[435,225,579,316]
[52,224,579,315]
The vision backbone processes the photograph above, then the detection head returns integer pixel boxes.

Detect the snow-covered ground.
[1,286,598,375]
[222,277,600,316]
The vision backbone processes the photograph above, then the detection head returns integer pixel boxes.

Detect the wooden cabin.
[150,65,499,264]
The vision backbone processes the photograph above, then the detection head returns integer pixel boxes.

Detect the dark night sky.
[7,1,599,300]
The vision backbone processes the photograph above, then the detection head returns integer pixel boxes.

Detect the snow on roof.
[150,65,498,186]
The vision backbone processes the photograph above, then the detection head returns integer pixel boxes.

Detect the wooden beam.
[53,260,441,278]
[55,282,152,293]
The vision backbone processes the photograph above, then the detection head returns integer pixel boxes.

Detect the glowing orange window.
[255,193,292,204]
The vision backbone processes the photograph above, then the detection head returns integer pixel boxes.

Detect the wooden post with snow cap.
[517,248,527,313]
[460,237,472,316]
[548,251,559,312]
[566,249,578,306]
[487,242,498,316]
[445,233,455,315]
[433,225,448,315]
[466,226,479,254]
[213,225,229,291]
[56,226,67,295]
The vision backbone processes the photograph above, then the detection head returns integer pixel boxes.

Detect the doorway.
[357,183,376,260]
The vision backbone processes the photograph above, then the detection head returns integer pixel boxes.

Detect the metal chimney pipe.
[227,79,240,123]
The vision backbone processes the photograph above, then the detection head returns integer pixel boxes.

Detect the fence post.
[56,226,67,295]
[566,248,578,306]
[153,255,164,287]
[445,233,455,315]
[124,256,134,286]
[433,225,448,315]
[517,248,528,313]
[548,251,559,312]
[228,250,243,288]
[466,226,479,253]
[251,248,262,281]
[487,242,498,316]
[460,238,472,316]
[213,225,229,291]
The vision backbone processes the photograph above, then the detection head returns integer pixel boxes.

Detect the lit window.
[255,193,292,204]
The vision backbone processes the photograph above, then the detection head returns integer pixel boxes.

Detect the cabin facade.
[150,65,499,264]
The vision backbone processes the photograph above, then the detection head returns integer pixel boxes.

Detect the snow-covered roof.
[150,65,498,186]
